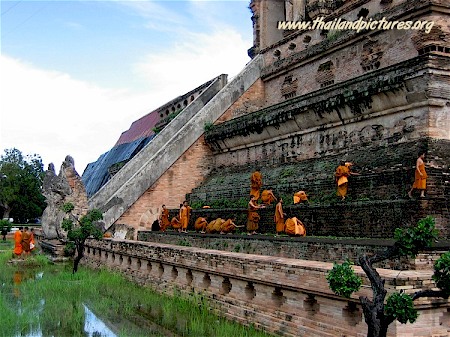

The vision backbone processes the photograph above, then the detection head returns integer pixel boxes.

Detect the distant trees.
[0,148,46,223]
[327,217,450,337]
[61,202,103,273]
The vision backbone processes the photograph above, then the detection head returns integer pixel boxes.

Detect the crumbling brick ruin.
[79,0,450,335]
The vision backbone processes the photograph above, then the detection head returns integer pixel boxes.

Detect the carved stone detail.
[412,25,450,55]
[360,39,384,72]
[281,75,299,99]
[315,60,335,87]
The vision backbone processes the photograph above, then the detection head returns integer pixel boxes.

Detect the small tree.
[61,203,103,274]
[327,216,450,337]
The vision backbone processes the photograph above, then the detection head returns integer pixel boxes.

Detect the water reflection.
[3,268,170,337]
[83,304,117,337]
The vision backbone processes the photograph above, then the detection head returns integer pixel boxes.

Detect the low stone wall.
[137,231,450,271]
[82,238,450,337]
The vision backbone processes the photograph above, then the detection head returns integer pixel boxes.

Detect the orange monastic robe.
[293,191,308,204]
[194,217,208,232]
[171,216,182,230]
[412,162,427,190]
[261,190,277,205]
[335,165,350,197]
[220,219,237,234]
[274,201,285,233]
[160,208,170,231]
[180,206,192,230]
[247,202,260,232]
[21,230,31,253]
[13,230,23,256]
[206,218,224,234]
[285,217,306,236]
[250,171,262,200]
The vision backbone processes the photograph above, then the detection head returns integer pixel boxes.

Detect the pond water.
[1,264,175,337]
[1,252,268,337]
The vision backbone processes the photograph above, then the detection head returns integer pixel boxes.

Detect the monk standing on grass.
[21,226,31,256]
[274,197,286,236]
[408,152,427,198]
[13,227,23,257]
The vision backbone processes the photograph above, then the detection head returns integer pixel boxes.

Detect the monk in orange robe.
[194,217,208,233]
[21,227,31,255]
[250,170,263,200]
[171,216,182,231]
[274,198,286,235]
[408,152,427,198]
[247,195,265,235]
[284,217,306,236]
[179,201,192,233]
[220,218,242,234]
[159,205,170,232]
[13,227,23,256]
[335,161,350,200]
[206,218,224,234]
[261,190,277,205]
[293,191,308,204]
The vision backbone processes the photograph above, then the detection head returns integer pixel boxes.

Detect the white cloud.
[134,28,251,101]
[0,55,156,173]
[0,23,251,176]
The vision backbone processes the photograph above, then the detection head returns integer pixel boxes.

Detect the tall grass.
[0,252,271,337]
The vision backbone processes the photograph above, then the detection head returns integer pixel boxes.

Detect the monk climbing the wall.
[335,161,359,200]
[159,205,170,232]
[293,191,309,204]
[250,169,263,200]
[261,189,277,205]
[247,195,265,235]
[408,152,428,198]
[13,227,23,257]
[274,197,286,236]
[194,217,208,233]
[179,201,192,233]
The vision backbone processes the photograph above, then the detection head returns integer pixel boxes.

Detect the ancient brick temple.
[77,0,450,335]
[86,0,449,239]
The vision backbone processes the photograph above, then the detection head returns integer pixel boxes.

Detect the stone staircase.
[89,55,264,230]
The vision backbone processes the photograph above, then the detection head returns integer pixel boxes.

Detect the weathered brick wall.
[82,238,450,337]
[216,78,266,122]
[188,139,450,237]
[114,135,213,232]
[260,1,449,107]
[164,199,448,238]
[137,230,450,271]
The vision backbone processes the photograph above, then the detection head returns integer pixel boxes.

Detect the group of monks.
[156,152,427,236]
[158,201,242,235]
[334,152,428,201]
[248,170,307,236]
[13,226,35,257]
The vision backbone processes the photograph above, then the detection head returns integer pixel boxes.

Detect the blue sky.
[1,0,252,173]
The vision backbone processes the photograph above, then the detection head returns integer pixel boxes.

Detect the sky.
[0,0,253,174]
